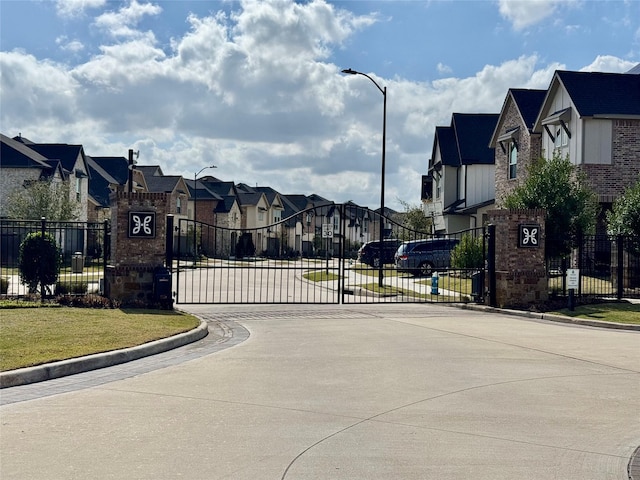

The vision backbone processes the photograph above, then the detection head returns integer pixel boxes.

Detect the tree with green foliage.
[394,200,432,238]
[451,234,484,270]
[607,179,640,236]
[18,232,62,294]
[5,179,80,220]
[504,152,599,257]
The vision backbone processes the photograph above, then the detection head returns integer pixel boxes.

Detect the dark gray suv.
[394,238,459,276]
[357,239,402,267]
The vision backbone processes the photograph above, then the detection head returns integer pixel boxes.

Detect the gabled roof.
[451,113,499,165]
[19,142,88,175]
[489,89,546,147]
[1,133,52,169]
[90,156,129,185]
[432,126,459,167]
[200,179,237,197]
[184,179,223,201]
[136,165,164,177]
[214,195,240,214]
[237,192,266,207]
[86,156,123,207]
[143,175,185,194]
[628,63,640,74]
[509,89,547,130]
[535,71,640,128]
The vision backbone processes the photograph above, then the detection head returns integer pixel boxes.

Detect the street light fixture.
[341,68,387,287]
[193,165,217,259]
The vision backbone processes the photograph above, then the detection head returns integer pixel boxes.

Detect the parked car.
[394,238,459,276]
[357,239,402,267]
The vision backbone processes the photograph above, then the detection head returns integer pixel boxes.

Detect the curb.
[455,303,640,331]
[0,320,209,389]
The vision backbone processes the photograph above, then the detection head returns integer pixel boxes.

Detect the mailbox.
[153,266,172,308]
[72,252,84,273]
[471,270,484,303]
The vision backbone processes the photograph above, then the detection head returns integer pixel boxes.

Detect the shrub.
[56,294,119,308]
[18,232,62,294]
[451,234,484,270]
[55,281,88,295]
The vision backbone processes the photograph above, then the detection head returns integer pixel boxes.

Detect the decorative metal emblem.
[128,212,156,238]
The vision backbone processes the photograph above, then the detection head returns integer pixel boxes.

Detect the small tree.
[607,179,640,254]
[504,152,599,258]
[5,179,80,220]
[18,232,62,294]
[607,179,640,236]
[451,234,484,270]
[395,200,432,239]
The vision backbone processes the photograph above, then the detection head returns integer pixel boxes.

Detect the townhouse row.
[0,133,387,257]
[422,67,640,235]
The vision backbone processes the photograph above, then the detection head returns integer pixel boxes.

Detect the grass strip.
[0,308,200,371]
[550,302,640,324]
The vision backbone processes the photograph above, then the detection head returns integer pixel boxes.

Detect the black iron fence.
[0,218,110,298]
[547,233,640,300]
[173,204,488,305]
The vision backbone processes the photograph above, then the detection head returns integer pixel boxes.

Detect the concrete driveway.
[1,304,638,479]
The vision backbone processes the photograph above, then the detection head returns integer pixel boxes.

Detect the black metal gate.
[173,204,487,305]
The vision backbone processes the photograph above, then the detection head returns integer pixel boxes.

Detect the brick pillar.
[104,192,170,306]
[487,209,547,308]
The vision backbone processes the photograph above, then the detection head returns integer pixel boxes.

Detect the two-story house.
[532,70,640,226]
[0,133,66,218]
[424,113,499,234]
[489,89,547,206]
[11,136,91,222]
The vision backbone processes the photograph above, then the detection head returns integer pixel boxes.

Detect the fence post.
[103,220,109,294]
[487,224,496,307]
[576,231,583,297]
[40,217,46,303]
[166,215,174,271]
[617,235,624,300]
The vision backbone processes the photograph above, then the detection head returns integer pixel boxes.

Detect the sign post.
[322,224,333,275]
[566,268,579,311]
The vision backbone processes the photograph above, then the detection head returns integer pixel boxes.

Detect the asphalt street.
[1,303,638,479]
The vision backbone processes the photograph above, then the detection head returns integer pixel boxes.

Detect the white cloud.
[56,36,85,53]
[94,0,163,38]
[55,0,106,18]
[436,63,452,75]
[497,0,578,31]
[579,55,638,73]
[2,1,633,210]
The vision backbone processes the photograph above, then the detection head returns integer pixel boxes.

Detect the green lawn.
[551,302,640,324]
[0,307,200,371]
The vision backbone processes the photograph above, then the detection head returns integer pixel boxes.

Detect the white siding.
[465,164,495,207]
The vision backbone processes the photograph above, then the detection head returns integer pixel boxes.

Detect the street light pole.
[341,68,387,287]
[193,165,217,259]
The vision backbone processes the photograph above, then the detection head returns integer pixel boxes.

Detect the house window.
[363,218,368,233]
[176,197,182,214]
[333,215,339,231]
[258,211,264,221]
[508,141,518,179]
[75,178,81,201]
[435,178,441,199]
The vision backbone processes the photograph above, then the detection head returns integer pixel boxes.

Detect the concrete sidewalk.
[1,303,638,479]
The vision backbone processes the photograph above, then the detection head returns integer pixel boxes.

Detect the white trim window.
[508,141,518,179]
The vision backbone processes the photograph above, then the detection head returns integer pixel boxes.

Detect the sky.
[1,0,639,211]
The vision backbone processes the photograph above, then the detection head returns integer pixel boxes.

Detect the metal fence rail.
[173,205,487,305]
[0,218,109,298]
[547,233,640,300]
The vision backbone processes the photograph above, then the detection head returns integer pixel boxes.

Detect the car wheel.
[372,257,381,268]
[419,262,434,277]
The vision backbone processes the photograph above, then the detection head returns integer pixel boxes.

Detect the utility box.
[72,252,84,273]
[153,266,172,308]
